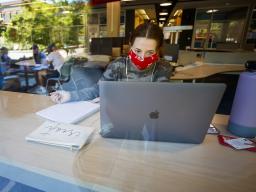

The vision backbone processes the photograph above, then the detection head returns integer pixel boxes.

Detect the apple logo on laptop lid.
[149,110,159,119]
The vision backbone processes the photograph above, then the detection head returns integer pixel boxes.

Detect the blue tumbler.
[228,72,256,138]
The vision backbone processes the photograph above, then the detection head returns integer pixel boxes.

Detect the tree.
[3,0,88,49]
[0,20,7,37]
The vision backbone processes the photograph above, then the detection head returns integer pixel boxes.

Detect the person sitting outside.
[32,44,47,65]
[41,43,65,87]
[0,47,11,71]
[0,47,20,91]
[50,22,173,103]
[30,44,48,87]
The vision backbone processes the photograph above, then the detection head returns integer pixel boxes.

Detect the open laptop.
[99,81,226,144]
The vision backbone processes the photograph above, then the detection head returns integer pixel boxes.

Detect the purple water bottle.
[228,66,256,138]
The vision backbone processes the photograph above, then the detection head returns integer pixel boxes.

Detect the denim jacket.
[69,57,173,101]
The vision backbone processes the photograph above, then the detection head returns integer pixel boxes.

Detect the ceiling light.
[160,2,172,7]
[137,9,146,16]
[143,15,149,20]
[159,12,168,16]
[174,9,183,17]
[206,9,219,13]
[159,18,166,21]
[136,9,149,20]
[159,23,164,27]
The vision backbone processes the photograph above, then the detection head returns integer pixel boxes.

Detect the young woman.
[41,43,65,86]
[32,44,47,65]
[50,22,173,103]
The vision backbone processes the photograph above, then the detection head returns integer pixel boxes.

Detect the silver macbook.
[99,81,226,144]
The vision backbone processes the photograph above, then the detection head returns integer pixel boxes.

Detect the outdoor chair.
[45,61,77,92]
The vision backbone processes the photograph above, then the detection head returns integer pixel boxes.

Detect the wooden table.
[0,91,255,192]
[171,63,245,80]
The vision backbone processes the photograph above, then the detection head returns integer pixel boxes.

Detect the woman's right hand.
[50,90,71,104]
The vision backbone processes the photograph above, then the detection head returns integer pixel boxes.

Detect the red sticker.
[218,135,256,152]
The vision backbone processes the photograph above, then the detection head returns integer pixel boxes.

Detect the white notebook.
[36,101,100,124]
[26,121,95,150]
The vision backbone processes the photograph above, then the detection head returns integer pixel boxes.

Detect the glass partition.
[246,6,256,48]
[193,6,248,50]
[88,11,125,38]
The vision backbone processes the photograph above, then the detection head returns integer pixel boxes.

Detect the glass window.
[246,6,256,46]
[193,6,248,50]
[88,13,98,24]
[99,25,107,37]
[99,13,106,25]
[120,11,125,24]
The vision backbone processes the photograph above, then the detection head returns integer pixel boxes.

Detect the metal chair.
[0,63,21,91]
[46,61,77,92]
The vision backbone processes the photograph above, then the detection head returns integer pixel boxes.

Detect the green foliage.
[0,20,7,37]
[3,0,88,49]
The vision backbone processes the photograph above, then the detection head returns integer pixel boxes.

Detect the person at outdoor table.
[50,22,173,103]
[0,47,11,71]
[0,47,20,91]
[41,43,65,86]
[32,44,47,65]
[30,44,48,87]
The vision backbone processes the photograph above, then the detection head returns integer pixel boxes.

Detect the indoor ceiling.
[93,0,254,25]
[120,0,254,25]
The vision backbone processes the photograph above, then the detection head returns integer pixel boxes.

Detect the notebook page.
[36,101,100,124]
[26,121,95,150]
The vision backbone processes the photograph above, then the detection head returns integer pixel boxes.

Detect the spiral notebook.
[26,121,95,150]
[36,101,100,124]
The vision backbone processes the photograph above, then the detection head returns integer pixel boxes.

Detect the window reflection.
[193,7,248,50]
[246,6,256,48]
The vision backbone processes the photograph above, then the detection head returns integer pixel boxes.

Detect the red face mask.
[128,49,159,70]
